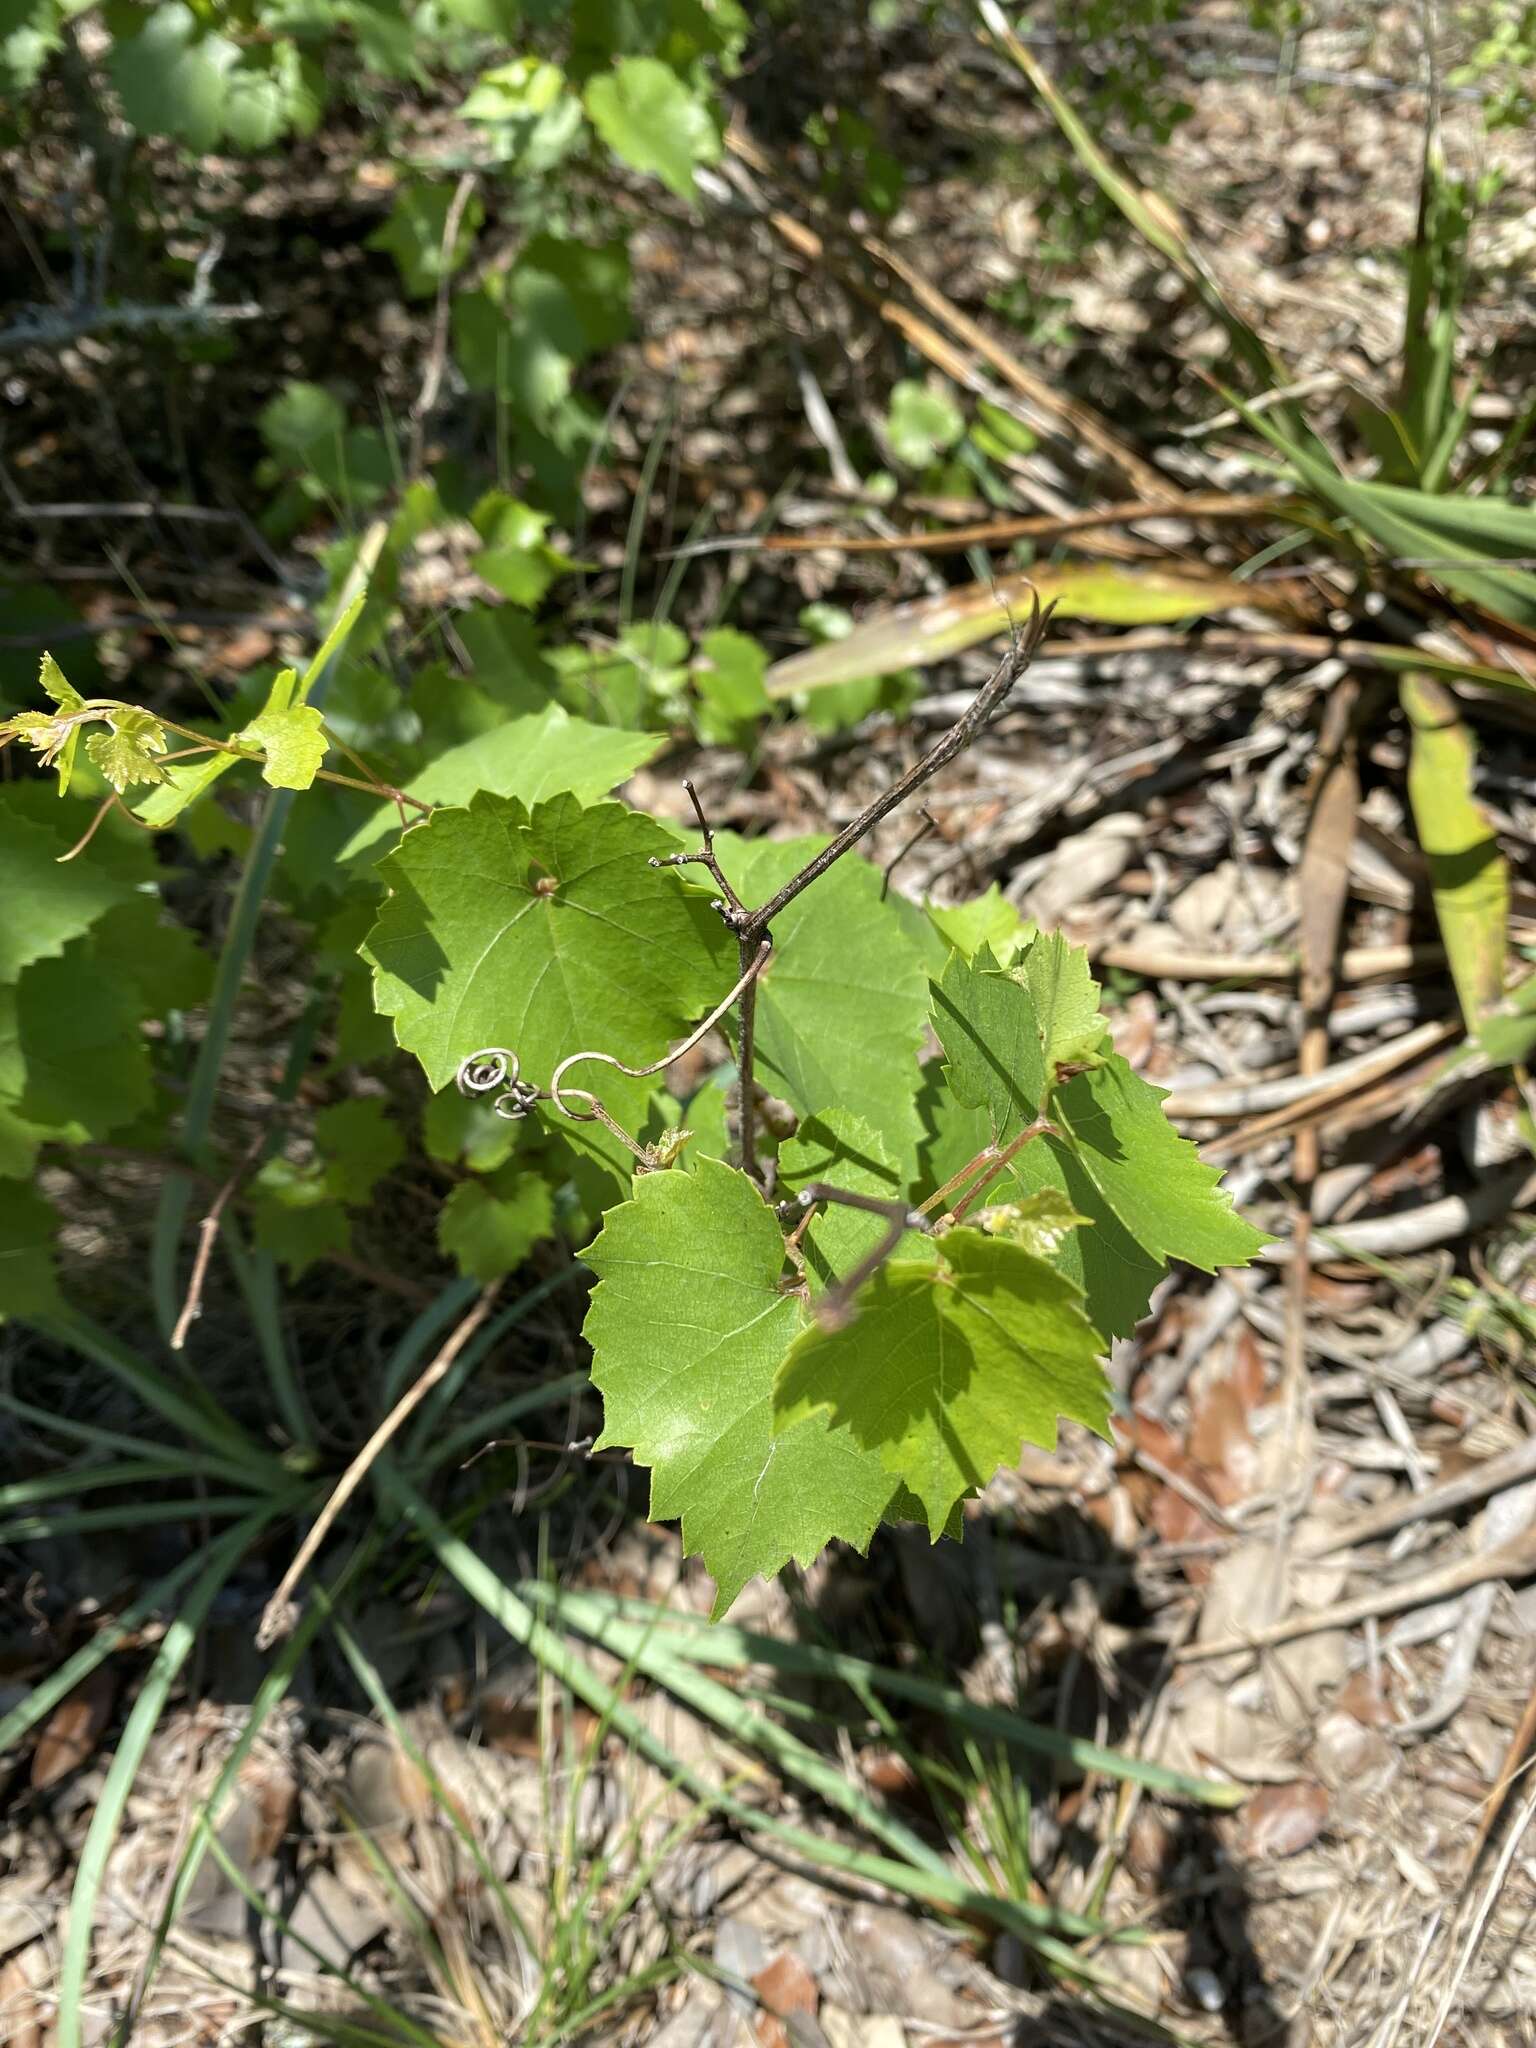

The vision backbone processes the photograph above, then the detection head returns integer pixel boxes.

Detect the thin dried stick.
[666,493,1286,560]
[409,170,478,481]
[1304,1432,1536,1557]
[256,1282,503,1649]
[1175,1523,1536,1663]
[788,1183,932,1328]
[741,602,1050,940]
[170,1130,268,1350]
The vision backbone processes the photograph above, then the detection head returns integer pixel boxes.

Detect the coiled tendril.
[455,1047,542,1122]
[453,941,773,1165]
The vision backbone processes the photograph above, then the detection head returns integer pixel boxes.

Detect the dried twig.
[1304,1432,1536,1557]
[255,1281,503,1649]
[409,170,478,481]
[169,1130,269,1350]
[1175,1521,1536,1664]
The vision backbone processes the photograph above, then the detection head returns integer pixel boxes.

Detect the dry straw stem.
[255,1281,503,1648]
[723,123,1173,503]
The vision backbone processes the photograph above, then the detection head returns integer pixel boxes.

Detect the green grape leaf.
[932,946,1268,1312]
[917,1061,1161,1343]
[584,1158,903,1615]
[16,944,154,1138]
[583,57,720,201]
[239,702,327,790]
[0,803,133,983]
[337,704,662,865]
[1018,928,1110,1076]
[777,1110,929,1298]
[364,791,730,1093]
[775,1226,1111,1533]
[925,887,1031,964]
[423,1085,522,1173]
[259,381,347,468]
[249,1159,350,1278]
[471,492,579,608]
[885,378,965,468]
[438,1172,555,1281]
[0,1180,60,1318]
[85,707,169,793]
[39,651,83,713]
[2,651,87,794]
[134,751,239,828]
[692,627,770,746]
[0,989,50,1179]
[89,898,213,1014]
[714,833,931,1169]
[314,1097,405,1205]
[1053,1055,1272,1272]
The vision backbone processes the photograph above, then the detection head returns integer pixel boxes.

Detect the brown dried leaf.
[1238,1779,1329,1859]
[30,1665,116,1789]
[753,1950,819,2048]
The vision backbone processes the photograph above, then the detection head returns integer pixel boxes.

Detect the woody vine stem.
[460,593,1052,1212]
[655,594,1052,1180]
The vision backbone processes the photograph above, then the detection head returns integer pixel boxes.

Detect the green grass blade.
[1403,672,1511,1025]
[0,1459,251,1510]
[55,1513,270,2048]
[376,1466,1132,1967]
[0,1390,258,1478]
[521,1585,1241,1807]
[31,1308,281,1479]
[0,1497,277,1541]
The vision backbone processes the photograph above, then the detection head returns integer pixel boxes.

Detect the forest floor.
[5,5,1536,2046]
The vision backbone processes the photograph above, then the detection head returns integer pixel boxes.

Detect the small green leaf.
[106,2,238,150]
[38,652,83,715]
[314,1097,405,1205]
[977,1187,1089,1259]
[16,942,155,1138]
[470,493,578,608]
[584,1157,903,1614]
[714,833,932,1170]
[249,1159,351,1278]
[438,1173,554,1281]
[337,704,663,866]
[239,703,327,790]
[1018,928,1109,1076]
[926,887,1032,964]
[583,57,720,201]
[885,378,964,468]
[930,943,1266,1331]
[775,1226,1112,1533]
[85,707,169,793]
[692,627,770,745]
[259,382,347,468]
